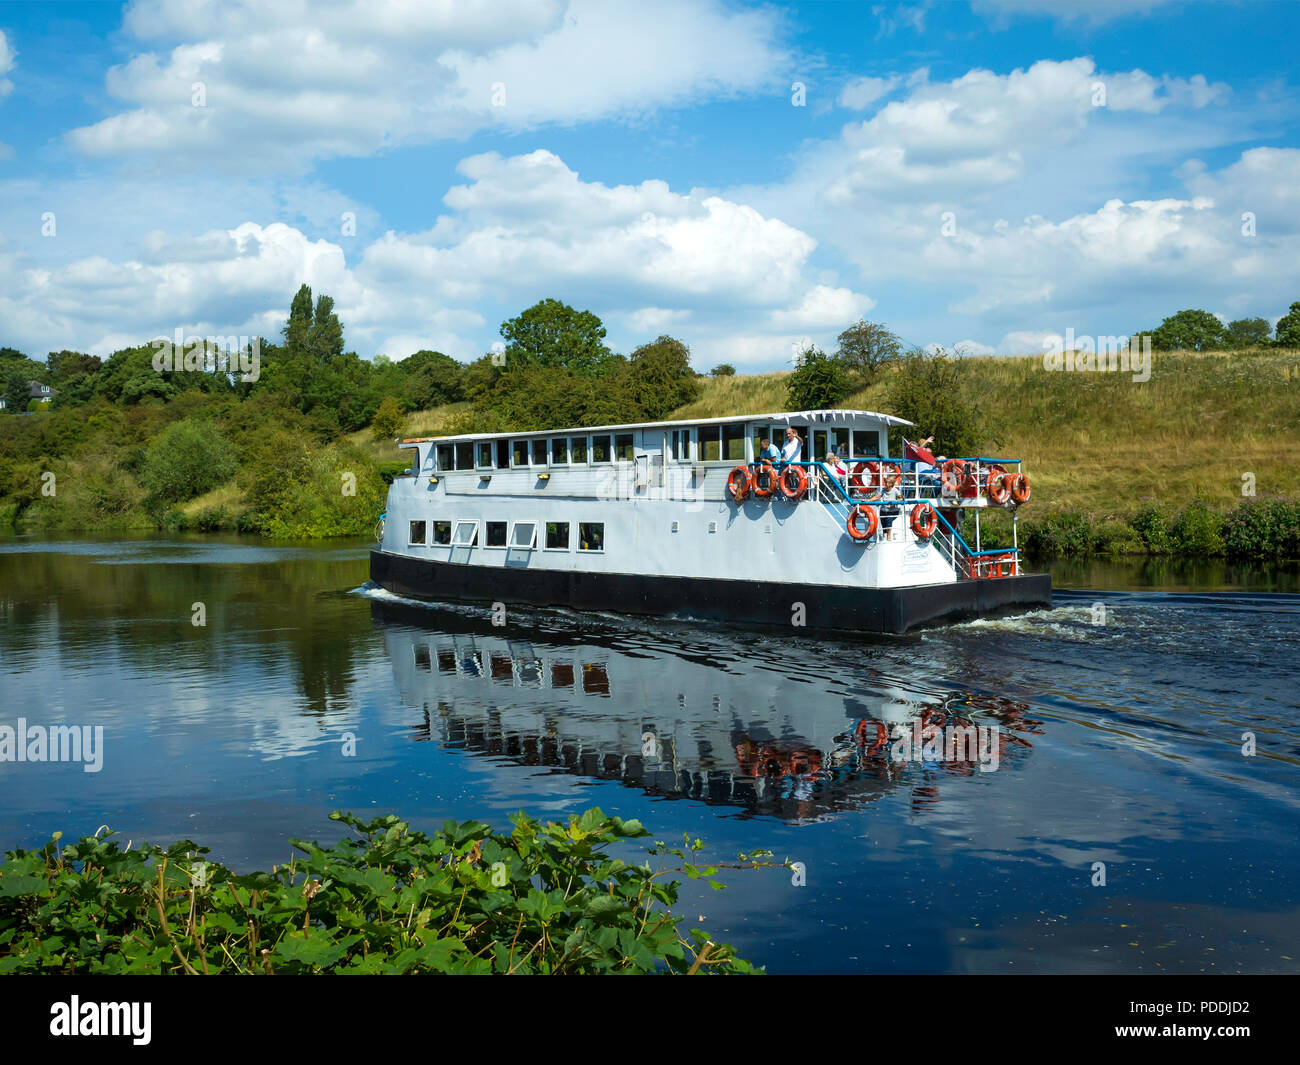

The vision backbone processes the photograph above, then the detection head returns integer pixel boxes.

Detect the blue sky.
[0,0,1296,368]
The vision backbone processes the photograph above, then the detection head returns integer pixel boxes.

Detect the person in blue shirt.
[758,437,781,463]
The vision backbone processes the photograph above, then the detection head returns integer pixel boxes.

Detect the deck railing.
[749,459,1022,580]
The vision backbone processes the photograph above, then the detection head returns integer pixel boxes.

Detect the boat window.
[669,428,692,462]
[436,444,453,471]
[615,433,634,462]
[853,429,880,458]
[571,436,588,464]
[408,520,427,545]
[496,440,510,469]
[591,435,611,463]
[578,522,604,552]
[451,520,478,546]
[551,663,574,688]
[512,440,529,467]
[432,521,452,545]
[812,429,828,463]
[485,521,508,547]
[545,521,570,550]
[510,521,537,549]
[531,439,548,466]
[455,442,474,470]
[582,663,610,695]
[477,442,494,469]
[698,425,721,462]
[723,423,746,461]
[551,438,569,465]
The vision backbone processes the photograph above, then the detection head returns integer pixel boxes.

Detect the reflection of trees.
[0,538,371,717]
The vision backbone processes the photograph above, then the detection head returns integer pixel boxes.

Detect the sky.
[0,0,1296,370]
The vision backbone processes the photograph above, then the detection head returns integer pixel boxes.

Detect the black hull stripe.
[369,550,1052,635]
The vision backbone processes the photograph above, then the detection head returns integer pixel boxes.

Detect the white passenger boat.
[370,409,1051,633]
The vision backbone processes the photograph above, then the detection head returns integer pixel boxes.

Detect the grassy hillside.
[662,349,1300,520]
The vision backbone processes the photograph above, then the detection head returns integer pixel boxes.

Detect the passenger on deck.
[758,437,781,464]
[906,436,942,496]
[781,427,804,465]
[819,452,847,495]
[880,482,904,533]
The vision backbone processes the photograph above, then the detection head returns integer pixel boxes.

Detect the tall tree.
[1274,302,1300,348]
[835,319,902,386]
[1224,317,1272,349]
[1150,309,1226,351]
[309,294,344,363]
[500,298,613,375]
[623,335,699,420]
[785,346,851,410]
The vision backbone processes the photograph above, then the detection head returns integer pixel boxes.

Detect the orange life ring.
[986,473,1010,505]
[850,460,877,495]
[855,719,889,753]
[846,504,878,542]
[910,502,938,539]
[1009,472,1031,505]
[727,464,752,501]
[1001,552,1017,576]
[941,459,967,494]
[779,465,808,500]
[752,462,778,498]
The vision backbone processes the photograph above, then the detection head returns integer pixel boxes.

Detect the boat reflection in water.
[372,598,1043,822]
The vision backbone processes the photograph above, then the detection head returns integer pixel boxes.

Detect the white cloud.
[0,29,13,95]
[0,149,872,368]
[67,0,790,168]
[972,0,1177,22]
[838,75,899,111]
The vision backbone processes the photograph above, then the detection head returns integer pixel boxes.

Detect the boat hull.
[370,549,1052,635]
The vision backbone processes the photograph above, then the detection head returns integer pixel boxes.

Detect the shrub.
[1168,499,1225,556]
[1129,504,1172,553]
[0,809,771,975]
[1022,510,1096,557]
[370,396,406,440]
[139,419,237,512]
[1221,497,1300,558]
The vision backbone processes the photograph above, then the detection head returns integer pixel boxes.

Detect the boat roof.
[401,409,914,445]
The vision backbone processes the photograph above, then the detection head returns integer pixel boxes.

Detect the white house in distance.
[0,381,58,412]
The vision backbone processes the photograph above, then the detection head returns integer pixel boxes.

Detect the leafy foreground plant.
[0,809,778,975]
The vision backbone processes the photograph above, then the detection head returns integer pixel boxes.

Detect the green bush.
[0,809,770,975]
[139,419,237,513]
[1022,510,1096,557]
[1168,499,1224,556]
[1129,504,1172,553]
[1221,497,1300,558]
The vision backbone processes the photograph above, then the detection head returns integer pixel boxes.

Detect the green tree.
[308,294,344,363]
[3,369,29,414]
[403,350,465,408]
[1223,317,1272,349]
[622,335,699,420]
[835,319,902,385]
[885,349,988,458]
[500,299,613,375]
[785,346,851,410]
[1150,309,1226,351]
[1274,301,1300,348]
[710,363,736,377]
[139,419,238,512]
[370,396,407,440]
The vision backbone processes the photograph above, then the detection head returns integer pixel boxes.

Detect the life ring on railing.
[1001,552,1017,577]
[727,464,752,501]
[752,462,778,498]
[779,464,808,500]
[846,504,878,542]
[910,502,938,540]
[1009,472,1031,505]
[941,459,967,494]
[986,473,1010,505]
[850,460,877,496]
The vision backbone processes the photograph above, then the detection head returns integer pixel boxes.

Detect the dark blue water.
[1,535,1297,973]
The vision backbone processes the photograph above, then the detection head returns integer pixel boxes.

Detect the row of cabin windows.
[409,520,604,552]
[434,424,886,473]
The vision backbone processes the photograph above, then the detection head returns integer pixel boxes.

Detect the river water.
[1,534,1297,974]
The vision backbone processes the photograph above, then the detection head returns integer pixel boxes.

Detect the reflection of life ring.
[855,719,889,753]
[986,472,1010,505]
[779,465,808,500]
[752,463,778,497]
[846,504,879,542]
[910,503,938,539]
[727,464,752,501]
[1009,472,1031,505]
